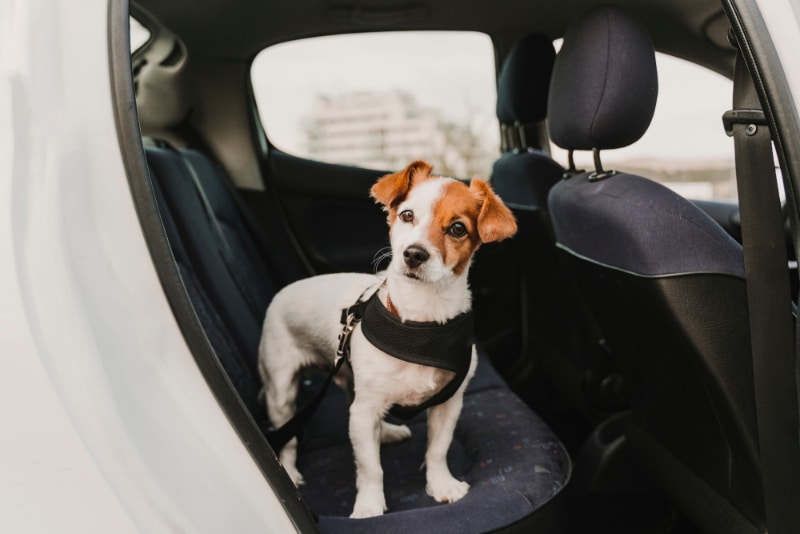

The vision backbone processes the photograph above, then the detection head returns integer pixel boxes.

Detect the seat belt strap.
[727,46,800,533]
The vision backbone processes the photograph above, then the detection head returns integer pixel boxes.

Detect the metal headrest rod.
[562,150,585,179]
[588,148,616,181]
[500,121,542,153]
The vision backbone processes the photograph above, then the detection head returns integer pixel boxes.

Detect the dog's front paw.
[380,421,412,444]
[350,492,387,518]
[426,473,470,503]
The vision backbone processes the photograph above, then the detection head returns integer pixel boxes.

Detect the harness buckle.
[336,312,358,363]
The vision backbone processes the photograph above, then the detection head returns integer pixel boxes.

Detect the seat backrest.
[149,165,266,420]
[482,33,624,427]
[147,146,267,360]
[146,145,310,432]
[546,7,764,533]
[491,33,563,205]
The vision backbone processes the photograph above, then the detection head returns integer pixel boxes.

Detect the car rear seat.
[144,143,571,532]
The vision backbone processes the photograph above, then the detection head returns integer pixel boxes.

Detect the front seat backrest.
[547,7,763,533]
[488,33,627,424]
[492,33,563,204]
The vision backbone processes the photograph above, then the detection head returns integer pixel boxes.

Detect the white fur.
[258,176,480,518]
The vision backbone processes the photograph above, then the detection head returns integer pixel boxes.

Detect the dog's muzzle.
[403,245,429,269]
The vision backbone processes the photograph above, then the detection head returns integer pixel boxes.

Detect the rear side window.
[130,16,150,53]
[251,32,499,178]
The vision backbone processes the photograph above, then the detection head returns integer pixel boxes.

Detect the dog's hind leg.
[258,322,306,487]
[380,420,412,444]
[263,369,305,486]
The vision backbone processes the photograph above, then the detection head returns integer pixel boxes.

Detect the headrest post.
[589,148,616,181]
[516,121,528,151]
[593,147,603,174]
[562,150,584,179]
[500,124,510,153]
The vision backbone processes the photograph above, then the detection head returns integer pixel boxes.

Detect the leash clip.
[336,311,358,363]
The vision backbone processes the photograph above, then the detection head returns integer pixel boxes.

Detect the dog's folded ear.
[371,160,434,209]
[470,179,518,243]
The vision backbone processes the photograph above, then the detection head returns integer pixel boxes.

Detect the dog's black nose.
[403,245,430,268]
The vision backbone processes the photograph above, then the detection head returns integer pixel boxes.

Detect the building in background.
[302,91,736,200]
[302,91,496,177]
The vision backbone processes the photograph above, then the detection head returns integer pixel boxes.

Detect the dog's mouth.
[404,271,423,281]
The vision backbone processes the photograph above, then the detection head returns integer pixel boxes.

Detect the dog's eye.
[399,210,414,223]
[448,222,468,238]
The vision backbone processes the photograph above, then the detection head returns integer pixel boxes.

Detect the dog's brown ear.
[371,160,433,209]
[470,179,517,243]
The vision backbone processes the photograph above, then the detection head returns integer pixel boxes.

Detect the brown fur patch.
[429,179,518,276]
[430,180,483,276]
[469,179,518,243]
[370,160,434,225]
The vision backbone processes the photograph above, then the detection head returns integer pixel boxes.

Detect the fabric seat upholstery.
[144,145,571,532]
[491,33,563,205]
[546,7,764,533]
[489,33,621,426]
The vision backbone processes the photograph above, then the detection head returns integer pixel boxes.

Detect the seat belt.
[725,42,800,533]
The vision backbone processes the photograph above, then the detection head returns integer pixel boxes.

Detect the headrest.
[496,34,556,125]
[548,7,658,151]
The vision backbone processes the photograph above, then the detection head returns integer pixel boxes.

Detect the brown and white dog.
[258,160,517,518]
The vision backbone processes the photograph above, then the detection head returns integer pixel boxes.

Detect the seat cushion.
[296,356,571,533]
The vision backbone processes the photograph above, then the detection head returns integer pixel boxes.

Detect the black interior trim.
[726,0,800,268]
[108,2,318,531]
[721,6,800,531]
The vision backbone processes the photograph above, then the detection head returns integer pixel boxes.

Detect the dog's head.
[371,160,517,283]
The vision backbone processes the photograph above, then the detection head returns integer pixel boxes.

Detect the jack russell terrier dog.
[258,160,517,518]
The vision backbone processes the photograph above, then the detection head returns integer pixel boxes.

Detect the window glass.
[552,47,736,200]
[251,32,498,178]
[130,16,150,53]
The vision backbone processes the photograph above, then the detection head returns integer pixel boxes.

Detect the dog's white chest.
[348,331,462,408]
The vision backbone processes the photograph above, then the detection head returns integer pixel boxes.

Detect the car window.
[130,16,150,53]
[552,49,736,201]
[251,32,498,178]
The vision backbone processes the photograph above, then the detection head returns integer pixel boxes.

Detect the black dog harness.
[345,292,475,419]
[267,289,474,450]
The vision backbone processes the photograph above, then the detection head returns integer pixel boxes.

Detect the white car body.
[1,1,292,532]
[2,0,800,532]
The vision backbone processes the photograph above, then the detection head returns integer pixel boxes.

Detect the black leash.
[265,290,371,451]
